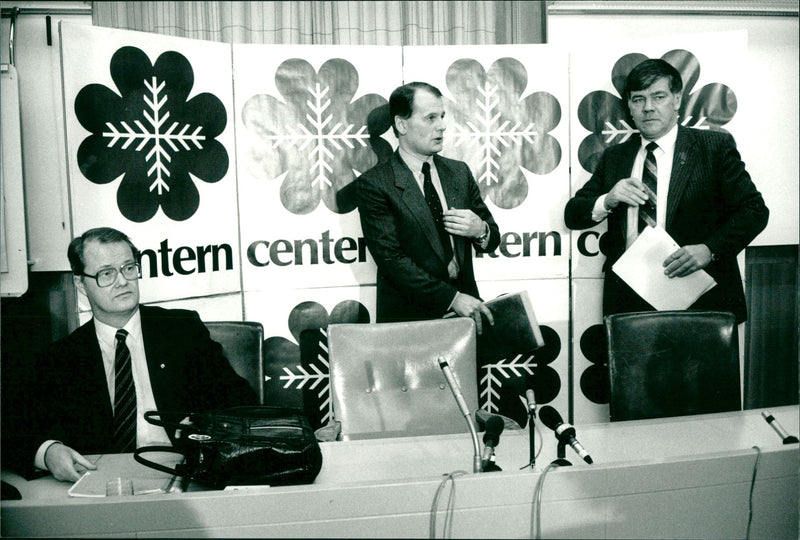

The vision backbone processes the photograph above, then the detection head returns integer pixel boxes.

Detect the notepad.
[612,226,716,311]
[67,452,182,498]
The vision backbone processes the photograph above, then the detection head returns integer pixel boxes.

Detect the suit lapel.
[665,126,695,230]
[76,320,114,423]
[393,152,450,264]
[433,155,465,264]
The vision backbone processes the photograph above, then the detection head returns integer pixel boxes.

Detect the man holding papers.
[564,59,768,323]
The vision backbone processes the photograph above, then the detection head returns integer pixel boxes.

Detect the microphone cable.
[520,419,544,470]
[745,445,761,540]
[530,461,562,539]
[429,470,467,539]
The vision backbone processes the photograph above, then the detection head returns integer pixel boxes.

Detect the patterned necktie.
[112,329,137,453]
[639,141,658,231]
[422,162,454,261]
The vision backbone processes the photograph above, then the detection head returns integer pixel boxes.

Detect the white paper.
[612,226,716,311]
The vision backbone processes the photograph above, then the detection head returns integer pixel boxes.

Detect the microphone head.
[482,415,504,446]
[538,405,563,431]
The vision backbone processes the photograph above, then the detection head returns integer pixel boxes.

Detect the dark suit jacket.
[564,126,768,323]
[9,305,256,477]
[357,151,500,322]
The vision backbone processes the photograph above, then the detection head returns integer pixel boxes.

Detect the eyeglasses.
[79,262,141,287]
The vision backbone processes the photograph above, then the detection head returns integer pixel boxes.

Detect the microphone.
[539,406,594,464]
[481,415,504,471]
[525,389,537,417]
[762,410,799,444]
[438,356,482,473]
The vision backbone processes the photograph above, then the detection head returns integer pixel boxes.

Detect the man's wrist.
[474,222,489,244]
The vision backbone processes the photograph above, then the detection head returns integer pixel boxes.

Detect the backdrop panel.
[402,45,570,282]
[61,23,240,304]
[234,44,402,292]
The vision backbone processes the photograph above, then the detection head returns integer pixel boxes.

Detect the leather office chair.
[206,321,265,404]
[327,318,478,440]
[605,311,741,422]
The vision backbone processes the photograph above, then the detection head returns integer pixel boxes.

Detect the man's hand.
[451,293,494,335]
[663,244,713,278]
[443,209,484,238]
[604,178,649,210]
[44,442,96,482]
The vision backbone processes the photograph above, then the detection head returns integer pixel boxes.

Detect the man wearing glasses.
[16,227,256,482]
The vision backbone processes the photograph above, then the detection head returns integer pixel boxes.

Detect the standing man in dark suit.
[357,82,501,330]
[15,227,256,482]
[564,59,768,323]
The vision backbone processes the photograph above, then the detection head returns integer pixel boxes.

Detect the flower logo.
[578,324,609,405]
[262,300,370,429]
[443,57,562,209]
[75,46,228,222]
[241,58,390,215]
[577,49,737,173]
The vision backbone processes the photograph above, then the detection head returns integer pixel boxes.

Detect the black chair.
[206,321,265,404]
[605,311,740,422]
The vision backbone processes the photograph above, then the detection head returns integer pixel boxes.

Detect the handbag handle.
[133,445,188,477]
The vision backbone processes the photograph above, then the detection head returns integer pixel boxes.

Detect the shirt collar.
[94,307,142,348]
[398,146,433,176]
[641,123,678,153]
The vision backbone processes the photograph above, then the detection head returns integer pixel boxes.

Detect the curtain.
[92,1,546,45]
[744,245,799,409]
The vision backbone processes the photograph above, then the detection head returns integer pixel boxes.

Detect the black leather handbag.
[133,406,323,489]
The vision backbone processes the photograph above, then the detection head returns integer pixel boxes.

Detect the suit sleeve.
[702,133,769,258]
[463,162,500,253]
[564,152,611,230]
[357,170,459,312]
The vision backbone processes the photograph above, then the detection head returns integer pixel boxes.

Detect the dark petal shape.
[318,58,360,100]
[580,364,609,405]
[77,136,128,184]
[579,324,608,365]
[287,301,330,342]
[109,47,153,96]
[275,58,318,110]
[446,58,487,99]
[682,83,737,129]
[184,140,229,184]
[577,91,627,134]
[531,325,561,365]
[181,92,228,138]
[153,169,200,222]
[611,53,648,97]
[333,178,359,215]
[117,170,160,223]
[74,84,127,133]
[153,50,194,104]
[663,49,700,96]
[488,57,528,98]
[531,366,561,404]
[577,134,609,174]
[330,301,371,324]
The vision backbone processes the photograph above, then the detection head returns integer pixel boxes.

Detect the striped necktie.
[112,329,137,453]
[638,141,658,230]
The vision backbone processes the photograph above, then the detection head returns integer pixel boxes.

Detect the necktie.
[639,141,658,231]
[421,162,454,261]
[112,329,137,453]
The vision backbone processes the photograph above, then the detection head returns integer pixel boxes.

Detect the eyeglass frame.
[78,262,141,287]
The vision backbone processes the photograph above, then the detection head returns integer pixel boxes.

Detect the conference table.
[2,406,798,538]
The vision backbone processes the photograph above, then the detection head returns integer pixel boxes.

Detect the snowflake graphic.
[577,49,737,173]
[478,325,561,426]
[75,46,228,222]
[262,300,370,429]
[443,57,562,210]
[241,58,390,215]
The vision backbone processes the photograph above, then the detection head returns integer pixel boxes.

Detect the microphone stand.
[438,357,482,473]
[552,440,572,467]
[528,406,536,470]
